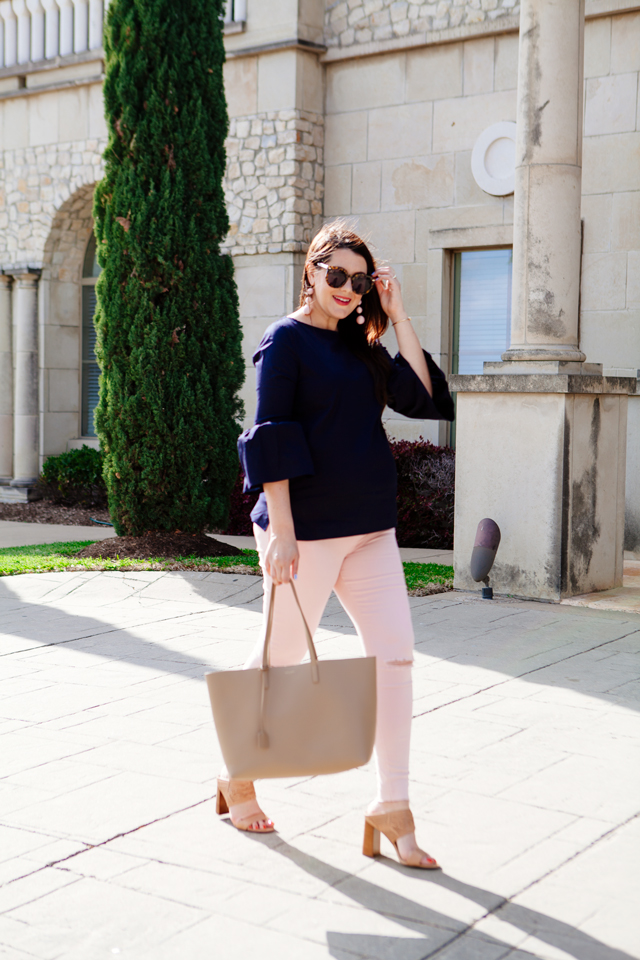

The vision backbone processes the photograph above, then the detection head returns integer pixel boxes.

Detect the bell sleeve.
[237,327,315,493]
[385,348,455,422]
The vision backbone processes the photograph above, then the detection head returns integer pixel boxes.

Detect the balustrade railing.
[0,0,244,72]
[0,0,106,68]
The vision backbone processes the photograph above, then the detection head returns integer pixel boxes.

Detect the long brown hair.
[299,221,391,407]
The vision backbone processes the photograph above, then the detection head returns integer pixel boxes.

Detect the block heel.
[363,807,440,869]
[215,781,229,816]
[216,777,275,833]
[363,819,381,858]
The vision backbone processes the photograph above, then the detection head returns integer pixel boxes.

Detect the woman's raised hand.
[373,266,405,324]
[264,532,300,585]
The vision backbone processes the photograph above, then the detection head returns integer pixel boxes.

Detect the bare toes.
[248,818,274,832]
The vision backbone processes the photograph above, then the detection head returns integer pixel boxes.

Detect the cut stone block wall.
[222,109,324,256]
[323,32,518,445]
[324,0,520,49]
[0,140,105,271]
[579,9,640,551]
[579,10,640,381]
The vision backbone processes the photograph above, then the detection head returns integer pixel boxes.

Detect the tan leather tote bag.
[205,581,376,780]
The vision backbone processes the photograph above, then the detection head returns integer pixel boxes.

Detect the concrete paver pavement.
[562,559,640,615]
[0,569,638,959]
[0,522,117,549]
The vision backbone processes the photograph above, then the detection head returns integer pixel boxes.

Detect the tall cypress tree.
[93,0,243,536]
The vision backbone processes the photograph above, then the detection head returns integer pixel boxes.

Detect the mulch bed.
[0,502,112,525]
[76,531,242,560]
[410,583,451,596]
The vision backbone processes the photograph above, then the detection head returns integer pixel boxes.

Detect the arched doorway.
[40,184,98,459]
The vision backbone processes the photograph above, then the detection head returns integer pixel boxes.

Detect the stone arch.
[39,182,98,459]
[41,182,96,284]
[0,138,105,272]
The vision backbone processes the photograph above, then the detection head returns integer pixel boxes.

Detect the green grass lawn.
[402,561,455,595]
[0,541,454,594]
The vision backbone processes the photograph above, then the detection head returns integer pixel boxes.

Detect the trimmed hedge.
[37,439,455,546]
[225,469,258,536]
[392,439,455,549]
[225,438,455,548]
[38,446,107,508]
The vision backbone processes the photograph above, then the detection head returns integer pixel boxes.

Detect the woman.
[217,221,454,868]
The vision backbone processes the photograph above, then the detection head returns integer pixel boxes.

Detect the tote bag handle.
[258,580,319,749]
[261,581,319,680]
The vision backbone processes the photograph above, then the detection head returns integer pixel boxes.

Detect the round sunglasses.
[317,262,375,297]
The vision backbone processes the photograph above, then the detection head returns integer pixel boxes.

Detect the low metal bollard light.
[470,518,501,599]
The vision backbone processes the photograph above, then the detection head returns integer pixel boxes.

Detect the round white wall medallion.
[471,121,517,196]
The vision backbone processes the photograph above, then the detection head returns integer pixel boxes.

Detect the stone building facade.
[1,0,639,570]
[223,108,324,255]
[324,0,520,48]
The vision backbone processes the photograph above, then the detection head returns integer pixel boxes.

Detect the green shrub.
[392,439,455,549]
[38,446,107,507]
[225,468,258,536]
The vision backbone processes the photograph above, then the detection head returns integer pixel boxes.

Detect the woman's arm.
[390,317,433,397]
[263,479,299,585]
[374,267,433,397]
[238,327,315,584]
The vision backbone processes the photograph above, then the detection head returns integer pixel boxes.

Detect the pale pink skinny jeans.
[246,524,414,802]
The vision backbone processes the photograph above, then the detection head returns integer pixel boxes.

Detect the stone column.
[451,0,637,601]
[0,275,13,480]
[12,272,40,486]
[503,0,586,364]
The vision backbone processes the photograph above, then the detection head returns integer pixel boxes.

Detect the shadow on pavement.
[0,573,263,682]
[248,832,635,960]
[188,572,640,716]
[1,570,640,720]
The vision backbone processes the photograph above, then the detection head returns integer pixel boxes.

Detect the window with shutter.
[449,248,513,447]
[81,234,101,437]
[452,248,513,376]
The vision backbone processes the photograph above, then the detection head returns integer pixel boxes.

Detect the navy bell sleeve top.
[237,317,454,541]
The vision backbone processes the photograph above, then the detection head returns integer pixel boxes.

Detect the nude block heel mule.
[363,819,381,857]
[216,778,275,833]
[363,807,439,869]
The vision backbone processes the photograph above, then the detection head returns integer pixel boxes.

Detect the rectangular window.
[452,248,513,375]
[81,286,100,437]
[450,248,513,447]
[223,0,246,25]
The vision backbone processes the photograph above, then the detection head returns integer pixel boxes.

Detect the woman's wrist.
[270,527,296,540]
[391,316,411,327]
[388,303,409,326]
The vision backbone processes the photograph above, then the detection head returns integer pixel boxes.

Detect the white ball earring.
[303,291,312,315]
[356,304,365,325]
